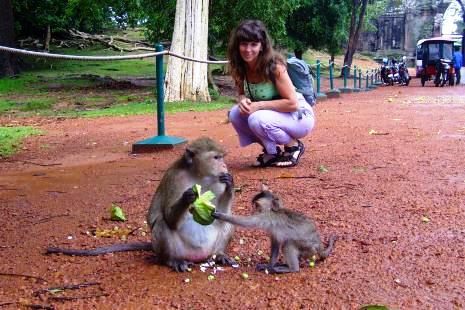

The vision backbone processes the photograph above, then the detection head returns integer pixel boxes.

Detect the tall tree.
[342,0,369,70]
[0,0,19,77]
[164,0,210,102]
[286,0,349,59]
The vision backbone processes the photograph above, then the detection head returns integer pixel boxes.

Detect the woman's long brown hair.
[227,20,285,88]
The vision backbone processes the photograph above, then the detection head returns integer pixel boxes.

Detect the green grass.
[0,97,57,113]
[0,75,39,94]
[0,44,159,97]
[68,97,233,118]
[0,126,42,157]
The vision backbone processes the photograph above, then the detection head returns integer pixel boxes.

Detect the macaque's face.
[239,41,262,64]
[195,151,228,176]
[253,197,272,213]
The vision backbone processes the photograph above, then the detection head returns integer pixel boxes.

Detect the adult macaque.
[47,137,236,272]
[212,186,336,273]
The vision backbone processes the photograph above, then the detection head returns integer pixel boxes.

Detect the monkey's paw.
[214,254,236,266]
[181,188,197,205]
[256,263,272,272]
[169,260,194,272]
[211,211,222,219]
[219,172,234,190]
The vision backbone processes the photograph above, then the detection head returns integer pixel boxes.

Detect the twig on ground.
[48,293,109,302]
[0,272,47,283]
[33,282,100,296]
[276,175,325,181]
[0,301,54,309]
[0,301,15,307]
[33,213,70,225]
[6,160,62,167]
[23,303,55,310]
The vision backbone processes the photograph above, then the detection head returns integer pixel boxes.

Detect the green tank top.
[243,80,280,101]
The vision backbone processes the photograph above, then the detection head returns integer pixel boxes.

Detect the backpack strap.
[244,74,256,102]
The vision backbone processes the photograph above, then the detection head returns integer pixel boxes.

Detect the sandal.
[252,147,282,168]
[274,140,305,167]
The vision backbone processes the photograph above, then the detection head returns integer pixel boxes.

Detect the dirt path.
[1,79,464,309]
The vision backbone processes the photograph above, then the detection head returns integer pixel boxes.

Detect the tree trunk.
[342,0,368,76]
[0,0,20,77]
[165,0,211,103]
[45,25,51,51]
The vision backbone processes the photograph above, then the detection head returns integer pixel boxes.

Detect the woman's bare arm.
[249,63,298,114]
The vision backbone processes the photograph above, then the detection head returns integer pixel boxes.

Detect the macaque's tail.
[46,242,152,256]
[320,234,337,259]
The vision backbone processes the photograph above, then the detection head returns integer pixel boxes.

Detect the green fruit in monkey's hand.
[190,184,216,225]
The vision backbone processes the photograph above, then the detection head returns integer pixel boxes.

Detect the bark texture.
[165,0,211,102]
[0,0,20,77]
[342,0,368,75]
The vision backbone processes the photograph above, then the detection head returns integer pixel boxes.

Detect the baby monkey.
[212,186,336,273]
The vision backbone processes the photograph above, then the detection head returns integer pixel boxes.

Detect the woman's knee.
[228,105,243,126]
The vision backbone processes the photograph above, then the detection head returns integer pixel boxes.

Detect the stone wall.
[359,0,453,57]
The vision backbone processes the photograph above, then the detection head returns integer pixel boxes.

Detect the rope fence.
[0,43,382,151]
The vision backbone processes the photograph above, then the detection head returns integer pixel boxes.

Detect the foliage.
[140,0,176,44]
[286,0,350,56]
[12,0,145,38]
[209,0,300,54]
[417,22,433,42]
[364,0,388,33]
[12,0,68,37]
[0,126,41,157]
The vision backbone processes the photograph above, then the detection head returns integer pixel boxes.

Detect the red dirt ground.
[1,79,465,309]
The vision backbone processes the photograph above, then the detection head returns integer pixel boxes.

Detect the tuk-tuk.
[416,37,455,87]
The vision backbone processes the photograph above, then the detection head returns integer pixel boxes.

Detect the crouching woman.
[227,20,315,168]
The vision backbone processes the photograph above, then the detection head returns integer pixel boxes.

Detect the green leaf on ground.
[110,204,126,221]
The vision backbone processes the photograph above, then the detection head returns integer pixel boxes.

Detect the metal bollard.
[132,43,187,152]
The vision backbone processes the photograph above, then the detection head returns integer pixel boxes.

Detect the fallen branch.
[33,281,100,296]
[0,272,47,283]
[48,293,109,302]
[69,29,155,52]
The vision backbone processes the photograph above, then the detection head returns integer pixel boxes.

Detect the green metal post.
[365,70,369,90]
[315,60,327,100]
[358,69,362,89]
[132,43,187,152]
[329,62,334,90]
[340,65,352,93]
[353,66,357,88]
[371,69,374,86]
[316,60,321,94]
[156,44,165,136]
[343,66,347,88]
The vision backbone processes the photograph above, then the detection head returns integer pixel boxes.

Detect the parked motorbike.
[434,58,455,87]
[398,56,411,86]
[380,58,393,85]
[389,62,401,84]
